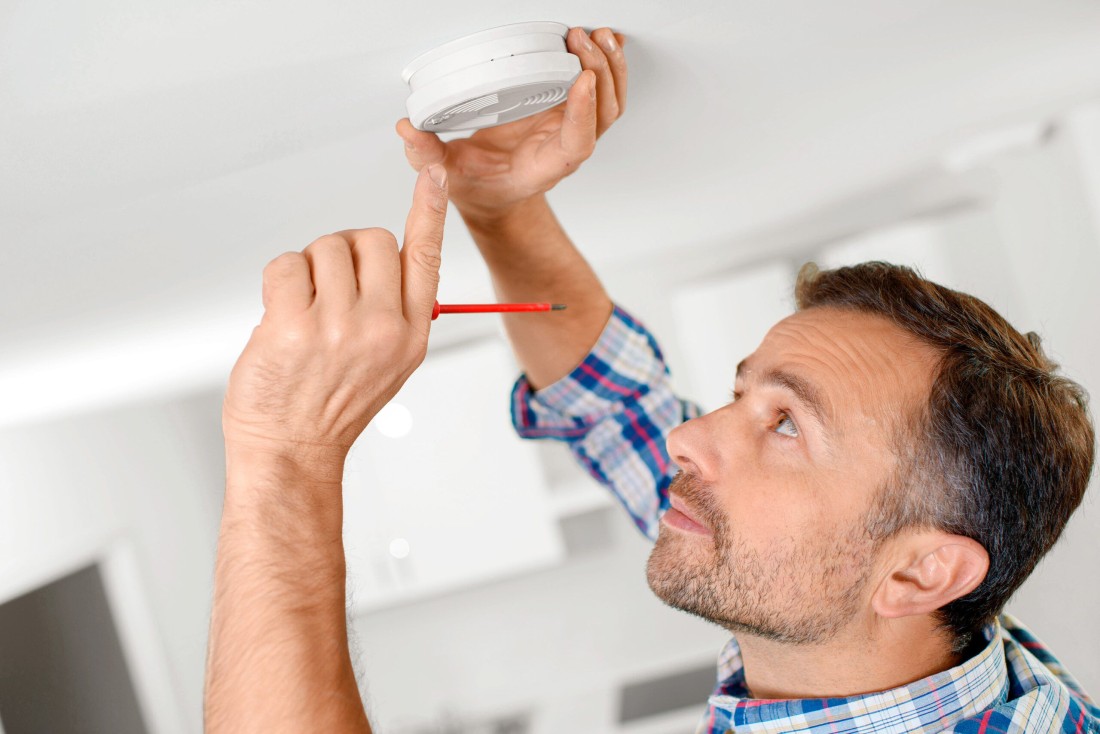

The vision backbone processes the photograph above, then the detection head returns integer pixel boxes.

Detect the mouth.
[662,492,713,536]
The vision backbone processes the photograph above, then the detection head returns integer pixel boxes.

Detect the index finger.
[401,163,449,326]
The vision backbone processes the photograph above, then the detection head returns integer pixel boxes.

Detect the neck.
[736,614,961,700]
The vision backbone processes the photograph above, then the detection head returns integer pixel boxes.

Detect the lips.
[663,492,712,536]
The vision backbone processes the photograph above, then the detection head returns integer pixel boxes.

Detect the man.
[205,25,1099,733]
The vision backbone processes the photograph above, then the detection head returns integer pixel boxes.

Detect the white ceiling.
[4,0,1100,418]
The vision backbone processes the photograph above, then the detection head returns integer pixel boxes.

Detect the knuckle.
[281,324,309,346]
[353,230,400,262]
[426,193,449,215]
[303,234,348,262]
[264,251,301,276]
[309,233,346,251]
[362,227,399,247]
[321,322,349,347]
[411,246,442,272]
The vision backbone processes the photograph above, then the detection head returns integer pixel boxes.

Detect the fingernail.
[428,164,447,188]
[588,73,597,98]
[599,33,617,53]
[581,32,593,52]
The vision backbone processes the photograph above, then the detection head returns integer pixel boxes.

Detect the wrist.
[457,193,549,234]
[225,439,346,484]
[223,441,345,515]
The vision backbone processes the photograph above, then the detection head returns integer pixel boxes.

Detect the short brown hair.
[795,261,1095,650]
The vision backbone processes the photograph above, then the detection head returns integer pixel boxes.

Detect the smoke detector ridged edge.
[401,22,582,133]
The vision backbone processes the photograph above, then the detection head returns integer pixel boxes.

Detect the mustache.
[667,471,725,532]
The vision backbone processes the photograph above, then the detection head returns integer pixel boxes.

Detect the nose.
[665,413,720,483]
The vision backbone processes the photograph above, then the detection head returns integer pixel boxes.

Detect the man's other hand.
[395,26,627,222]
[221,163,449,474]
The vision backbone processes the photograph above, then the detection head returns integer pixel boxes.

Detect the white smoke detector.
[401,21,582,133]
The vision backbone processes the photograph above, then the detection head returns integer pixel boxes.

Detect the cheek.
[715,466,827,547]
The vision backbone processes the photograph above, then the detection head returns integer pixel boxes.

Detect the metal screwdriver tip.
[551,304,567,311]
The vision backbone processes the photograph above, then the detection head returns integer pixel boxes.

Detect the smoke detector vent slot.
[401,22,581,133]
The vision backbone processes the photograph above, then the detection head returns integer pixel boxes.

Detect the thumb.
[396,117,447,172]
[401,163,448,326]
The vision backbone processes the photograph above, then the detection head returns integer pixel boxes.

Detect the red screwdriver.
[431,301,566,320]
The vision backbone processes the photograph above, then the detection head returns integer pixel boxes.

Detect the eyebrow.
[735,358,834,433]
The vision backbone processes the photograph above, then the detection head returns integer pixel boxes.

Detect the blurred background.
[3,1,1100,732]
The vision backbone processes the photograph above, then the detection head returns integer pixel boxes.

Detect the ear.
[871,531,989,619]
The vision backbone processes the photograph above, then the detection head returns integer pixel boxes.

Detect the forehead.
[743,307,940,432]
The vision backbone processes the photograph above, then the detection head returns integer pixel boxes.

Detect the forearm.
[205,448,371,733]
[460,194,613,390]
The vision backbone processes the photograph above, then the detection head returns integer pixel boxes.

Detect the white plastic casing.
[401,21,582,133]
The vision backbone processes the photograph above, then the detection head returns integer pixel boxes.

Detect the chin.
[645,531,705,608]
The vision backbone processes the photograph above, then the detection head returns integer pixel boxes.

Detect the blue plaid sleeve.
[510,305,703,540]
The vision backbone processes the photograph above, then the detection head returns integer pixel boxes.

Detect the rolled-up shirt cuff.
[510,305,670,440]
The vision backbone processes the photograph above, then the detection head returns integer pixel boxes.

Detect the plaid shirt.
[510,305,1100,733]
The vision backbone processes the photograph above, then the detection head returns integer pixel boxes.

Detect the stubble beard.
[646,472,878,645]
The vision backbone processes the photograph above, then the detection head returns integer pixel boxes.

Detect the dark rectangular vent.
[618,663,715,723]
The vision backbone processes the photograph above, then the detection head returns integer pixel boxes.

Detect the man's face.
[647,306,940,644]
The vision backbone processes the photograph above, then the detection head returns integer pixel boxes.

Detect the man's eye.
[775,412,799,437]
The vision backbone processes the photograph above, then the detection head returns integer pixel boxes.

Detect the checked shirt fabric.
[509,304,1100,733]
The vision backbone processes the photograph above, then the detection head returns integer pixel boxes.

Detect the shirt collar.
[707,620,1010,733]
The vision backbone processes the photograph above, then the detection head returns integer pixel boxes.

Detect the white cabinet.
[342,338,565,613]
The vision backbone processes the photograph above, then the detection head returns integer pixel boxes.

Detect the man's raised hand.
[395,27,627,222]
[206,168,449,734]
[221,163,449,475]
